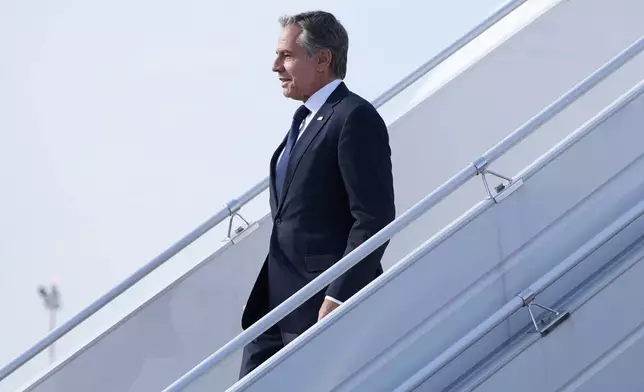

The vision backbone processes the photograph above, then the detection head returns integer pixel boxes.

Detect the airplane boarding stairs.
[2,0,644,391]
[170,73,644,392]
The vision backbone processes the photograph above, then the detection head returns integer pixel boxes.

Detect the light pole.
[37,278,61,364]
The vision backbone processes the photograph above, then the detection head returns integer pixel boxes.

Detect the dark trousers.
[238,325,299,380]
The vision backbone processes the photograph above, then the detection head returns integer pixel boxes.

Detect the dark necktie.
[275,105,310,200]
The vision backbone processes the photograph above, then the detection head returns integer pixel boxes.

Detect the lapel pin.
[317,116,324,121]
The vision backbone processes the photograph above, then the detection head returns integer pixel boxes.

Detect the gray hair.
[279,11,349,79]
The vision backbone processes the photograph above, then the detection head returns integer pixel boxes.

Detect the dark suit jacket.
[242,82,396,334]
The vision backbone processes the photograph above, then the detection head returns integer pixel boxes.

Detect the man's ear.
[316,49,333,72]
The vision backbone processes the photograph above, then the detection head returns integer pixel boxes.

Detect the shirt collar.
[303,79,343,114]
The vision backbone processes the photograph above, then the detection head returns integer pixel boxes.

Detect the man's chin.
[282,88,298,100]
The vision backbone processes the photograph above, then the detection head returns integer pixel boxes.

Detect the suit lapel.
[275,106,332,208]
[269,136,287,214]
[276,83,349,212]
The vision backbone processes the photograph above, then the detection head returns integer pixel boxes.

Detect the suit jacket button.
[275,218,282,225]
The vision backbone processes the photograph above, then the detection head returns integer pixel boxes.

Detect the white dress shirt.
[298,78,343,139]
[278,79,345,306]
[279,79,343,158]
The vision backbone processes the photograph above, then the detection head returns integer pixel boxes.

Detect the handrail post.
[394,197,644,391]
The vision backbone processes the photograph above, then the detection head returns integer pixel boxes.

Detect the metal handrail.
[0,0,530,383]
[161,34,644,392]
[395,191,644,391]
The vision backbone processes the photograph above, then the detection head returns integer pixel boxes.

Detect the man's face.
[272,24,321,101]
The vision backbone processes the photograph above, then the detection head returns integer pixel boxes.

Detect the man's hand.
[318,298,341,321]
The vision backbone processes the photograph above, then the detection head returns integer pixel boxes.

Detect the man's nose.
[272,59,283,73]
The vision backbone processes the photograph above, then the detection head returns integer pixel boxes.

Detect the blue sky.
[0,0,505,388]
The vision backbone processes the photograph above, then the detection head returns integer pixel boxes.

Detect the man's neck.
[301,76,337,102]
[302,79,343,115]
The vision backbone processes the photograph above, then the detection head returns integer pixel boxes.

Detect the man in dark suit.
[239,10,396,378]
